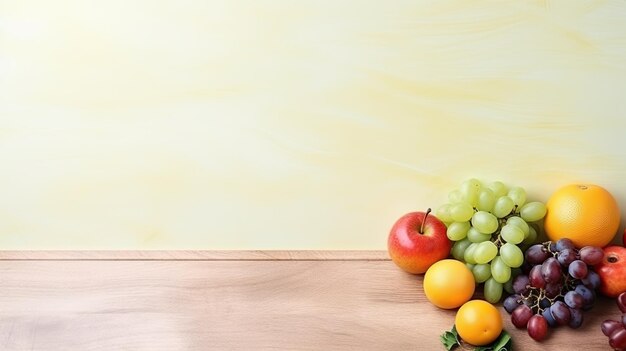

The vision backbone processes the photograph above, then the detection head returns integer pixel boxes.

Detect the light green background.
[1,0,625,249]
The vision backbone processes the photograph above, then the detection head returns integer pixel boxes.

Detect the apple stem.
[420,208,432,234]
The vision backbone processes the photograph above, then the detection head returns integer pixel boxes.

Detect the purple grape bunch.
[502,238,603,342]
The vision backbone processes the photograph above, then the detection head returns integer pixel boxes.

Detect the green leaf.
[474,331,512,351]
[440,325,460,351]
[490,331,512,351]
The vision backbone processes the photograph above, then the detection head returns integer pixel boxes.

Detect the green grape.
[508,186,527,208]
[488,181,508,198]
[520,201,547,222]
[490,256,511,283]
[471,211,498,234]
[472,263,492,283]
[466,263,475,271]
[447,221,470,241]
[522,224,538,245]
[464,243,479,264]
[476,188,495,212]
[504,269,521,294]
[510,267,522,280]
[435,204,453,223]
[474,241,498,264]
[467,227,491,243]
[450,203,474,222]
[493,196,515,218]
[460,178,481,206]
[500,243,524,268]
[506,216,529,237]
[500,224,524,244]
[484,277,503,303]
[503,277,514,294]
[448,189,463,204]
[451,238,471,261]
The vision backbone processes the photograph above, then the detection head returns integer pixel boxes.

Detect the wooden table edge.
[0,250,391,261]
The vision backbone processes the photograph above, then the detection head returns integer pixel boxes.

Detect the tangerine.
[423,259,474,309]
[455,300,503,346]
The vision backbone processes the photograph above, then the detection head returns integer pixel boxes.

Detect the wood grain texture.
[0,253,615,350]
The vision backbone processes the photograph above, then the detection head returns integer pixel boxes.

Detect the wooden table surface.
[0,251,615,350]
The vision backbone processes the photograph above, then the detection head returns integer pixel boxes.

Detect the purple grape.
[512,305,533,329]
[521,261,533,274]
[618,292,626,313]
[542,307,557,327]
[568,260,588,279]
[581,270,601,289]
[529,265,546,289]
[579,246,604,266]
[513,274,530,295]
[564,291,584,309]
[610,328,626,349]
[539,298,551,309]
[568,307,583,328]
[550,301,571,325]
[622,314,626,328]
[503,294,521,314]
[542,257,562,284]
[602,320,623,336]
[525,244,550,265]
[557,248,577,267]
[555,238,575,251]
[575,284,595,306]
[527,315,549,341]
[544,282,561,299]
[548,243,559,253]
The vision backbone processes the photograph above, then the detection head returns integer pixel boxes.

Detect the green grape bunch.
[437,179,547,304]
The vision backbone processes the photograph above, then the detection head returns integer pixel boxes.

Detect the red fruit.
[602,320,623,336]
[618,292,626,314]
[387,209,452,274]
[527,315,549,342]
[610,328,626,349]
[596,246,626,298]
[511,305,533,329]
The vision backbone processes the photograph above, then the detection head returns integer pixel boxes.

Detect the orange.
[423,259,474,309]
[455,300,503,346]
[544,184,620,248]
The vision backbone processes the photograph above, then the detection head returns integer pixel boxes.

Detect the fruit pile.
[387,180,626,350]
[503,239,603,341]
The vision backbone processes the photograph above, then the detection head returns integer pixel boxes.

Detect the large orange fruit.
[544,184,620,248]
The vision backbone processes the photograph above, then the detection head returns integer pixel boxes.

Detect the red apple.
[387,209,452,274]
[596,246,626,298]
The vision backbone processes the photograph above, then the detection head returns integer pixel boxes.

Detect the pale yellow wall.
[1,0,625,249]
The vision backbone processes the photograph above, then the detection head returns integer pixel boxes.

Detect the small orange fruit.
[544,184,620,248]
[455,300,503,346]
[423,259,474,309]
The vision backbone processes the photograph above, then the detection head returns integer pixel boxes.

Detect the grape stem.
[490,211,521,249]
[493,235,504,248]
[519,241,587,318]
